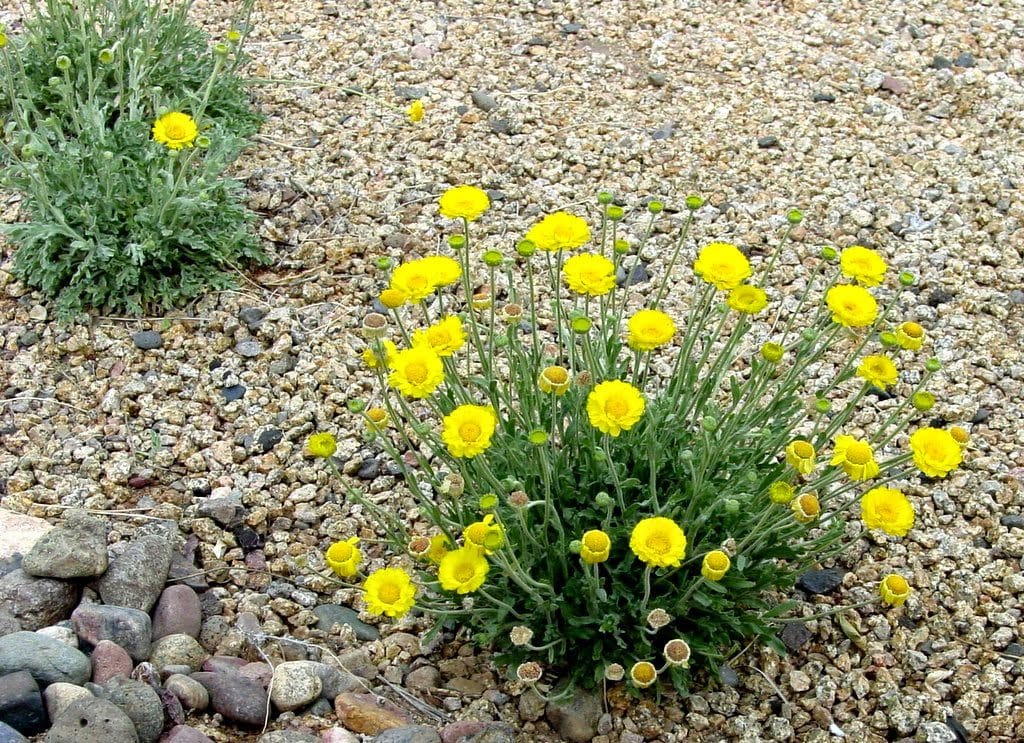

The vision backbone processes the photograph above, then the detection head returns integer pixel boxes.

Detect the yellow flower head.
[379,288,408,309]
[630,661,657,689]
[426,534,451,565]
[880,573,911,606]
[861,487,915,537]
[826,285,878,328]
[362,567,416,618]
[857,355,899,390]
[726,285,768,314]
[413,316,466,357]
[769,481,796,504]
[364,407,389,431]
[463,513,504,555]
[419,255,462,286]
[438,185,490,221]
[630,517,687,568]
[791,492,820,524]
[524,212,591,252]
[405,99,425,123]
[949,426,969,447]
[701,550,731,581]
[438,546,489,594]
[538,365,571,395]
[909,427,962,478]
[895,321,925,351]
[562,253,615,296]
[387,346,444,398]
[580,530,611,564]
[693,242,752,291]
[152,111,198,150]
[785,439,816,475]
[587,380,645,437]
[325,536,361,578]
[831,435,880,481]
[761,342,785,364]
[307,432,337,458]
[627,309,676,352]
[840,245,888,287]
[390,260,438,303]
[362,340,398,369]
[441,404,497,458]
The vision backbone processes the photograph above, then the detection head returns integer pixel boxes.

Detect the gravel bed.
[1,0,1023,741]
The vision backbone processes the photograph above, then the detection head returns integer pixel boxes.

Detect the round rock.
[190,672,269,727]
[47,696,139,742]
[97,676,164,743]
[161,726,214,743]
[42,682,93,722]
[0,570,79,631]
[90,640,133,684]
[270,661,323,712]
[0,631,90,686]
[151,586,202,640]
[149,634,207,673]
[71,604,152,662]
[164,674,209,711]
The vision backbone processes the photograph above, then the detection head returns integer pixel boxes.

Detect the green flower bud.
[47,76,62,88]
[598,191,614,205]
[595,492,613,508]
[479,493,498,511]
[214,42,230,56]
[679,450,693,461]
[593,448,607,464]
[724,499,740,513]
[925,357,941,373]
[820,246,837,260]
[482,249,503,267]
[568,540,582,554]
[613,239,630,255]
[55,55,72,71]
[899,271,916,286]
[571,316,592,334]
[195,135,211,149]
[802,328,818,341]
[448,234,466,250]
[375,256,393,270]
[685,194,704,210]
[606,205,625,221]
[760,342,784,364]
[879,331,898,347]
[101,150,113,160]
[0,31,7,49]
[515,239,536,257]
[98,48,115,65]
[786,208,804,225]
[347,399,366,413]
[815,398,831,414]
[701,415,718,432]
[912,391,935,411]
[528,429,548,445]
[227,29,243,42]
[647,200,664,214]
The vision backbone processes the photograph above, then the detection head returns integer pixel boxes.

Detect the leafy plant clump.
[0,0,268,320]
[312,188,965,694]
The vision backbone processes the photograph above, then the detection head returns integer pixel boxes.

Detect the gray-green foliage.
[0,0,268,320]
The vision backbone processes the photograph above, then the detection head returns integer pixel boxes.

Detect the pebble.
[47,697,139,743]
[0,721,27,743]
[403,665,439,691]
[0,670,46,736]
[796,568,845,594]
[131,331,163,350]
[196,491,246,527]
[647,72,667,87]
[164,674,209,711]
[97,675,164,743]
[71,604,152,662]
[545,688,602,743]
[0,631,90,686]
[152,585,203,640]
[270,662,323,712]
[234,340,263,357]
[90,640,134,684]
[42,682,92,721]
[221,385,246,402]
[788,670,811,692]
[999,514,1024,530]
[257,732,320,743]
[470,90,498,112]
[312,605,379,641]
[779,622,812,652]
[334,693,410,735]
[21,510,108,579]
[371,726,441,743]
[812,92,836,103]
[953,52,975,68]
[0,570,79,631]
[238,307,266,330]
[190,671,270,727]
[149,634,208,672]
[930,55,953,70]
[97,534,173,612]
[160,726,214,743]
[756,135,780,149]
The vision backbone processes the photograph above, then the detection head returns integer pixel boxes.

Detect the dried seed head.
[663,638,691,668]
[509,626,534,647]
[517,661,543,684]
[646,608,672,630]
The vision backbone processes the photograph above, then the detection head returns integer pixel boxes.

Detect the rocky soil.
[1,0,1023,741]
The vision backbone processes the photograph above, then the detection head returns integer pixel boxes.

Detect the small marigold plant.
[315,188,965,693]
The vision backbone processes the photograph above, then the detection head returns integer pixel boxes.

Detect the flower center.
[904,323,923,338]
[876,503,896,520]
[605,397,629,418]
[329,544,352,561]
[458,422,481,441]
[454,563,476,583]
[377,583,401,604]
[428,328,451,345]
[405,361,428,384]
[584,533,608,552]
[646,534,671,555]
[707,553,728,570]
[166,123,186,140]
[846,442,872,465]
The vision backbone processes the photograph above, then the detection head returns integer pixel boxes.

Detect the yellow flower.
[562,253,615,296]
[463,514,504,555]
[791,493,820,524]
[441,404,497,458]
[895,321,925,351]
[629,661,657,689]
[630,517,687,568]
[840,245,888,287]
[438,546,489,593]
[413,316,466,357]
[538,365,571,395]
[362,340,397,369]
[701,550,731,581]
[426,534,451,565]
[364,407,389,431]
[587,380,645,437]
[524,212,591,252]
[362,567,416,618]
[826,285,878,328]
[405,99,424,123]
[580,530,611,564]
[325,537,361,578]
[388,346,444,398]
[152,111,198,150]
[830,435,880,481]
[693,242,751,290]
[438,185,490,221]
[950,426,969,447]
[726,285,768,314]
[909,427,962,478]
[378,288,407,309]
[307,432,337,458]
[419,255,462,286]
[761,342,785,363]
[389,260,437,303]
[785,440,816,475]
[769,481,796,504]
[627,309,676,352]
[861,487,915,537]
[857,355,898,389]
[879,574,911,606]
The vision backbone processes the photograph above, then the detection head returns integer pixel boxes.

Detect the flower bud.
[950,425,969,445]
[364,407,389,430]
[375,256,394,270]
[378,288,406,309]
[528,429,549,446]
[214,42,230,56]
[760,342,784,364]
[471,290,492,310]
[647,200,664,214]
[814,398,831,414]
[227,29,243,42]
[786,208,804,225]
[604,663,625,681]
[575,370,593,388]
[346,399,366,413]
[568,539,582,554]
[482,249,503,267]
[195,135,211,148]
[361,312,388,339]
[685,194,704,210]
[500,303,523,324]
[571,316,592,334]
[442,473,465,498]
[538,365,571,395]
[663,638,691,668]
[701,415,718,432]
[801,328,818,342]
[595,491,612,508]
[448,234,466,250]
[55,55,72,71]
[510,626,534,646]
[911,391,935,411]
[0,31,7,49]
[517,661,543,684]
[679,450,693,462]
[479,493,498,511]
[98,48,115,64]
[724,498,740,513]
[606,205,625,221]
[925,357,941,373]
[646,608,671,629]
[613,238,630,255]
[508,490,529,507]
[899,271,916,286]
[598,191,614,205]
[879,331,898,347]
[515,239,536,257]
[820,246,837,260]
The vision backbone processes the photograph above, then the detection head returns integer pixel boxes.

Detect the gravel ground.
[2,0,1023,741]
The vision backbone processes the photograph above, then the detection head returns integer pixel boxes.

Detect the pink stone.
[159,724,215,742]
[151,585,202,640]
[90,639,134,684]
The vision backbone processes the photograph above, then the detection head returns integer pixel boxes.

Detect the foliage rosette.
[319,188,964,693]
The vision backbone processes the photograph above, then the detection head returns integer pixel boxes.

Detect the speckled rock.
[190,672,268,727]
[21,510,108,579]
[96,535,173,613]
[0,632,90,686]
[149,634,207,673]
[269,661,322,712]
[47,696,139,742]
[96,676,164,743]
[0,571,79,631]
[71,605,152,663]
[151,586,202,640]
[333,693,410,735]
[163,674,209,711]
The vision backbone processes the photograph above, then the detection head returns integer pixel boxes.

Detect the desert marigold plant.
[315,188,965,693]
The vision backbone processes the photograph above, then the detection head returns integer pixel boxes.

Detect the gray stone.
[0,721,28,742]
[161,726,213,743]
[89,639,134,684]
[221,385,246,402]
[238,307,266,330]
[151,585,202,640]
[149,634,207,672]
[0,632,90,686]
[46,697,139,742]
[257,732,320,743]
[35,625,77,648]
[394,86,427,101]
[195,493,246,528]
[465,724,517,743]
[930,55,953,70]
[0,609,19,637]
[404,665,439,691]
[131,331,163,350]
[71,604,152,662]
[21,511,108,579]
[545,687,602,743]
[470,90,498,112]
[42,682,91,722]
[0,570,79,631]
[97,535,172,613]
[1000,514,1024,530]
[757,135,780,149]
[307,661,358,699]
[812,92,836,103]
[779,622,812,652]
[269,661,322,712]
[517,690,545,721]
[97,676,164,743]
[164,674,208,711]
[190,672,269,727]
[796,568,845,595]
[371,726,441,743]
[647,72,667,87]
[953,52,975,68]
[313,605,379,641]
[0,670,46,735]
[234,340,262,358]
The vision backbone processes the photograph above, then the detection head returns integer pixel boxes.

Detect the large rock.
[334,693,410,735]
[269,661,322,712]
[0,570,79,631]
[41,682,92,722]
[97,676,164,743]
[0,632,90,686]
[372,726,442,743]
[163,674,208,711]
[97,535,172,612]
[0,720,29,742]
[151,586,202,640]
[71,604,152,662]
[0,670,47,735]
[46,696,139,743]
[190,672,268,727]
[545,687,602,743]
[149,634,207,672]
[21,511,108,579]
[90,640,134,684]
[0,511,52,563]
